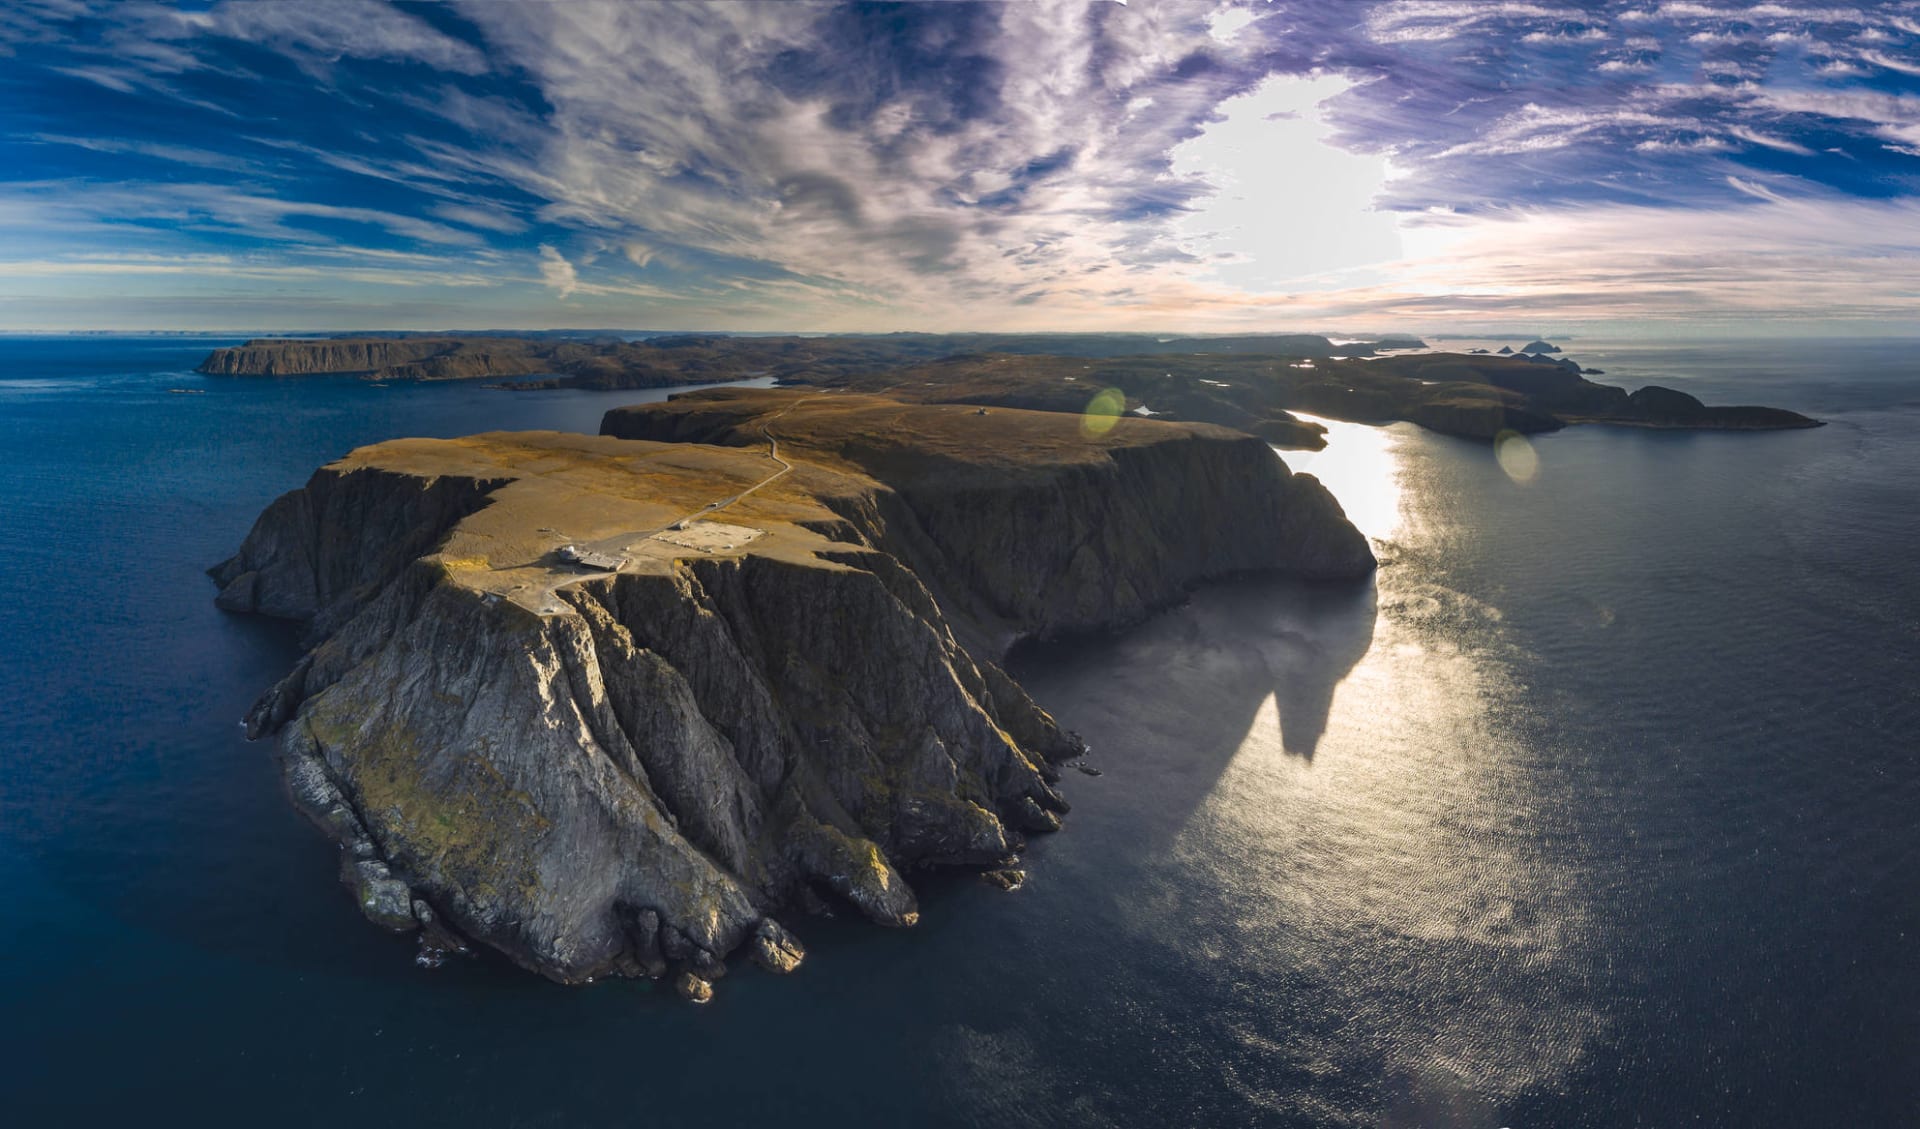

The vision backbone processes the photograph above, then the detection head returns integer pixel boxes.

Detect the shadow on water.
[1012,570,1379,842]
[1193,573,1378,759]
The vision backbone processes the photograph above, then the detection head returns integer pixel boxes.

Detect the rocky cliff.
[197,337,554,380]
[216,391,1372,991]
[603,390,1372,645]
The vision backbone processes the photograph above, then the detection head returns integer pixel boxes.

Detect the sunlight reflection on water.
[1281,414,1410,543]
[1065,414,1610,1116]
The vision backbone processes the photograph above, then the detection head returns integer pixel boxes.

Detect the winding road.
[526,395,820,615]
[647,392,813,533]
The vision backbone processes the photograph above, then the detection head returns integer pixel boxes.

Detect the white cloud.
[1366,2,1582,44]
[23,132,257,172]
[1725,174,1792,201]
[537,244,578,298]
[1749,86,1920,153]
[1522,27,1610,43]
[0,180,485,248]
[427,202,528,234]
[174,0,489,75]
[426,0,1283,315]
[0,252,499,288]
[1206,7,1257,42]
[1374,192,1920,325]
[1634,136,1732,151]
[1858,48,1920,75]
[9,0,1920,332]
[1727,126,1816,154]
[1432,103,1693,158]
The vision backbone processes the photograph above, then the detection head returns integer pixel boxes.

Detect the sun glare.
[1168,74,1403,291]
[1283,414,1406,542]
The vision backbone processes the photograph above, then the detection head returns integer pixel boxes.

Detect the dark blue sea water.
[1,335,1914,1126]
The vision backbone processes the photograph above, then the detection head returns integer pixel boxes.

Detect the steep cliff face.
[602,389,1374,647]
[209,465,507,628]
[197,338,539,378]
[218,393,1372,988]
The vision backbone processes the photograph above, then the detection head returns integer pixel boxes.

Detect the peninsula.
[769,349,1822,444]
[214,389,1373,993]
[195,333,1820,443]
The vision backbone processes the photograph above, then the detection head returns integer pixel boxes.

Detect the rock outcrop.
[216,390,1373,987]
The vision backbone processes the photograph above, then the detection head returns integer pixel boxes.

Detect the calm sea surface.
[0,336,1913,1126]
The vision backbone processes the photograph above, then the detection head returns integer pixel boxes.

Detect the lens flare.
[1494,429,1539,483]
[1081,387,1127,437]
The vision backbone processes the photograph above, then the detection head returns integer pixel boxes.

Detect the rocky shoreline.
[213,390,1373,993]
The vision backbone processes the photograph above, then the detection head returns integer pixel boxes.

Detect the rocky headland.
[214,389,1372,991]
[1353,353,1823,438]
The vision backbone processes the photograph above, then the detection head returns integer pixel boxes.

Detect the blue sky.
[3,0,1919,333]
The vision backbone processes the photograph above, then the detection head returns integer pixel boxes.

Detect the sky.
[3,0,1919,334]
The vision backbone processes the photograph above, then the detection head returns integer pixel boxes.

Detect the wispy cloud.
[0,181,488,248]
[0,254,501,288]
[536,244,578,299]
[173,0,490,76]
[428,202,528,235]
[1,0,1918,329]
[20,132,260,173]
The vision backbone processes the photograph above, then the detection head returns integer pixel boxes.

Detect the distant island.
[214,389,1373,994]
[196,333,1821,442]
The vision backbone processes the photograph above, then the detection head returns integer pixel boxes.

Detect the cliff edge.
[215,390,1372,990]
[197,337,554,381]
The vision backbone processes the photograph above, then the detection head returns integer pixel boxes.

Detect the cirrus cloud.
[0,0,1915,331]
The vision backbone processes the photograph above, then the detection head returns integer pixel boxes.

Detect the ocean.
[0,335,1913,1126]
